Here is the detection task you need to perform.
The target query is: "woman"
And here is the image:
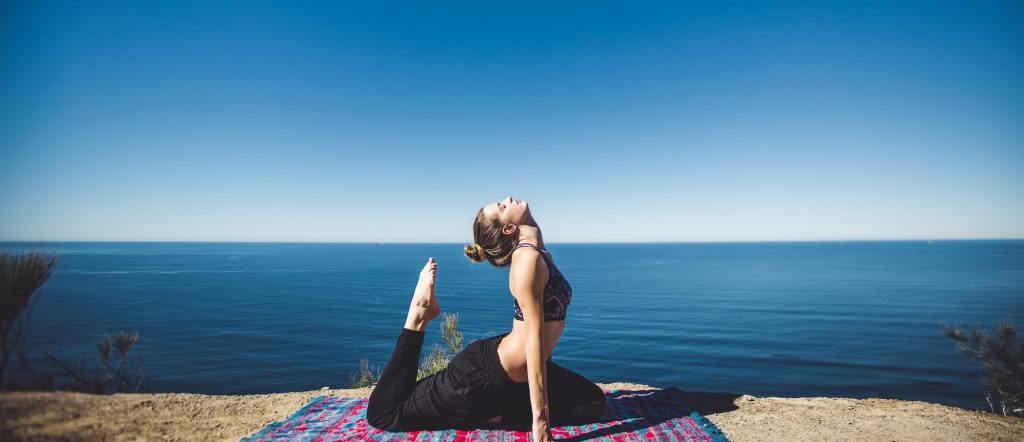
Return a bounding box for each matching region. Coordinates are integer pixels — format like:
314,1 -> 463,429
366,197 -> 606,441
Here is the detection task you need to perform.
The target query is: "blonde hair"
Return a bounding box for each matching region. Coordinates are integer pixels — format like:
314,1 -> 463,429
464,207 -> 517,267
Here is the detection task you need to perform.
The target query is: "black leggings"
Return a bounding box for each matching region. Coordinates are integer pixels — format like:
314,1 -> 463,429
366,328 -> 606,432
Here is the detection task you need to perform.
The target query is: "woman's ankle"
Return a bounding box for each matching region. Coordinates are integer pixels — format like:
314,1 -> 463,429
402,325 -> 427,334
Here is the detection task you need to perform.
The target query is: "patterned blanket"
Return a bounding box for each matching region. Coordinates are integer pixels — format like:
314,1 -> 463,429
242,387 -> 729,441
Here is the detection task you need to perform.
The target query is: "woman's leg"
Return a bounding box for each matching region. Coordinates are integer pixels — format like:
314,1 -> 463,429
495,361 -> 606,430
546,361 -> 607,425
366,258 -> 441,430
366,328 -> 426,429
368,336 -> 499,432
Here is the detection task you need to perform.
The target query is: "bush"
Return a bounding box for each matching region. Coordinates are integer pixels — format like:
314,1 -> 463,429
350,357 -> 381,388
45,330 -> 147,394
943,321 -> 1024,417
350,313 -> 465,388
416,313 -> 464,381
0,250 -> 58,389
1,250 -> 147,394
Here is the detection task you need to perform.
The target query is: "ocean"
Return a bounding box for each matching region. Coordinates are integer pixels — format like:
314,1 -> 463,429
3,241 -> 1021,411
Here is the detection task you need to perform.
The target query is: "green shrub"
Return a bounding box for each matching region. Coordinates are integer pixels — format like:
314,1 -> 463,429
46,330 -> 147,394
417,313 -> 464,381
943,321 -> 1023,417
0,250 -> 58,390
351,313 -> 465,388
350,357 -> 381,388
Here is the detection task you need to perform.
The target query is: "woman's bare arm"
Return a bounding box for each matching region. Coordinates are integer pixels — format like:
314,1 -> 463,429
511,248 -> 551,431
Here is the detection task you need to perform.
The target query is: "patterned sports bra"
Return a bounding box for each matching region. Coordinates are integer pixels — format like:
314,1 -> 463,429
512,243 -> 573,322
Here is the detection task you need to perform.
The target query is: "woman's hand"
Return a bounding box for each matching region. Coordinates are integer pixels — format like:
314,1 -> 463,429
532,419 -> 554,441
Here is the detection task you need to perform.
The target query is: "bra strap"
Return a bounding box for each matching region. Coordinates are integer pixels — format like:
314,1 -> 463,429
515,242 -> 546,252
514,243 -> 551,264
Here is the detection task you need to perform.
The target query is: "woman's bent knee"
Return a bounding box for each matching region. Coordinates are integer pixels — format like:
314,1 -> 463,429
367,414 -> 401,432
553,386 -> 607,425
584,390 -> 607,419
366,401 -> 399,431
573,383 -> 607,422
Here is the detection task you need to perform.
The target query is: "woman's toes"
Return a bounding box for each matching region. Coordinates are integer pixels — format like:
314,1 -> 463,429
409,258 -> 440,320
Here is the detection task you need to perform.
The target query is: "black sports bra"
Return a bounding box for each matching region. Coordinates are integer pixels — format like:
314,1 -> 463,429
511,243 -> 573,322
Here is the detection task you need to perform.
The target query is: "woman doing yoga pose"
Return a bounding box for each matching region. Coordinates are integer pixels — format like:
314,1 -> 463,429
366,197 -> 606,441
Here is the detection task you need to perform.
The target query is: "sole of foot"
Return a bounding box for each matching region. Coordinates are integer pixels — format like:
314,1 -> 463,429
405,257 -> 440,331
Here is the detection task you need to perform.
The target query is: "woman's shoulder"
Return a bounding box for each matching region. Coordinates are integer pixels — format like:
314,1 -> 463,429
510,245 -> 542,264
509,246 -> 549,279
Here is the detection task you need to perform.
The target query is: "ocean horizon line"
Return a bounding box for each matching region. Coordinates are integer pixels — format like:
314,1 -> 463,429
2,238 -> 1022,245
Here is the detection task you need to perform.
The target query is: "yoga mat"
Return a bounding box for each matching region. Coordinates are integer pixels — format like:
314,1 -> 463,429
243,387 -> 729,441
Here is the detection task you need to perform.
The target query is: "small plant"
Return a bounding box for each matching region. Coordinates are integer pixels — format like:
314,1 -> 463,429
353,313 -> 466,387
416,342 -> 450,381
943,321 -> 1023,417
350,357 -> 381,388
417,313 -> 464,380
46,330 -> 147,394
0,250 -> 59,389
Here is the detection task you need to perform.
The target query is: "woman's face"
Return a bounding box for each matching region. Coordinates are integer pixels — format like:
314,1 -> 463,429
485,196 -> 530,226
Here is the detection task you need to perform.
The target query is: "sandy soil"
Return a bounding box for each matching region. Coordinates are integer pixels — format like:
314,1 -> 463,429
2,382 -> 1021,441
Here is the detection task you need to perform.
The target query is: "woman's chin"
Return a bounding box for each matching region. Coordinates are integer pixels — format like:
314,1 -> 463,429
524,211 -> 538,226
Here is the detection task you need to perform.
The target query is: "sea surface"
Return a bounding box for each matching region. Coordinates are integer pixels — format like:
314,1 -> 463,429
3,241 -> 1021,411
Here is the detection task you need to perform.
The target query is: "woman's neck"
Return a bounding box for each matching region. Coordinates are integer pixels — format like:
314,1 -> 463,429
517,225 -> 544,249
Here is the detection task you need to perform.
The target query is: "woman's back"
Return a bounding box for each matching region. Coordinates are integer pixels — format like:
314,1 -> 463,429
496,244 -> 568,383
496,319 -> 565,383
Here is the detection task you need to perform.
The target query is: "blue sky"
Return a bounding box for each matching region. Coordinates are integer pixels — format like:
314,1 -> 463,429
1,1 -> 1022,242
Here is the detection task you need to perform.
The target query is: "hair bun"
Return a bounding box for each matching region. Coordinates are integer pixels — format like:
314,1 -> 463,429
464,243 -> 487,263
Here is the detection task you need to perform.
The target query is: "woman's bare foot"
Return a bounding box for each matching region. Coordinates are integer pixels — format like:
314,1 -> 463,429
404,257 -> 441,332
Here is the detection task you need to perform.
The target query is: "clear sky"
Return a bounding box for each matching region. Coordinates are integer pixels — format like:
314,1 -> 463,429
1,1 -> 1022,242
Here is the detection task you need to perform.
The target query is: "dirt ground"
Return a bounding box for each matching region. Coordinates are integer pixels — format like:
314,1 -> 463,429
2,382 -> 1021,441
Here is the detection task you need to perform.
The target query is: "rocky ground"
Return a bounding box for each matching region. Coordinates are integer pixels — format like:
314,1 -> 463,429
2,382 -> 1021,441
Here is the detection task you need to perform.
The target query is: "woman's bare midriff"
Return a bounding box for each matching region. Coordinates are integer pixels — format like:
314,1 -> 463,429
484,319 -> 565,425
497,319 -> 565,382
